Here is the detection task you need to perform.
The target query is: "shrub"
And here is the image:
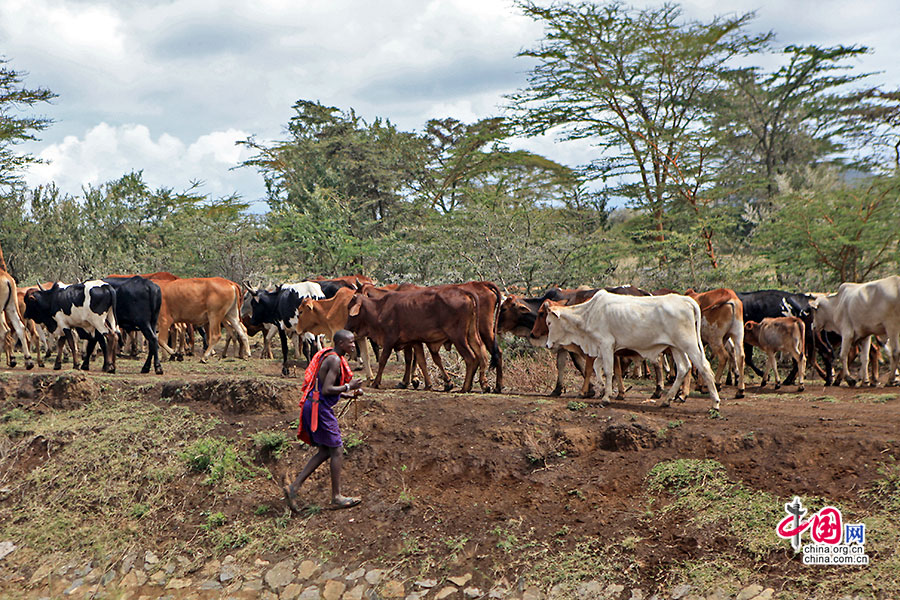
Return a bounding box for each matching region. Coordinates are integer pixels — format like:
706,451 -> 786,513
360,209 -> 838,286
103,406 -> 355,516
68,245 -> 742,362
180,437 -> 260,485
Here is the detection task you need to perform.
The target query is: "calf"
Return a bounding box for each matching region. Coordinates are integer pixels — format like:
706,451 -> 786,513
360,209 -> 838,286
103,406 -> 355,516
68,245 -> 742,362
744,317 -> 806,391
685,288 -> 746,398
24,281 -> 119,372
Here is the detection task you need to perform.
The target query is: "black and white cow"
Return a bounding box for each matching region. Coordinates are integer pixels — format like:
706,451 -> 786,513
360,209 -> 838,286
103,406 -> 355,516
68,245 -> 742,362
245,282 -> 325,376
103,275 -> 163,374
23,280 -> 119,373
737,290 -> 833,385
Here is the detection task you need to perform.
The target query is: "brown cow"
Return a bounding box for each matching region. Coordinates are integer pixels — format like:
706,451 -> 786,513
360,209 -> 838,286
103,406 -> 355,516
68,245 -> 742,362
346,287 -> 488,393
744,317 -> 806,391
156,277 -> 250,362
0,245 -> 34,370
685,288 -> 746,398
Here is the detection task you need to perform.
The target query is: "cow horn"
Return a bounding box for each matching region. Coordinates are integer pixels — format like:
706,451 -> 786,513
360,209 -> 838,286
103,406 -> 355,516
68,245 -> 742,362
36,281 -> 46,291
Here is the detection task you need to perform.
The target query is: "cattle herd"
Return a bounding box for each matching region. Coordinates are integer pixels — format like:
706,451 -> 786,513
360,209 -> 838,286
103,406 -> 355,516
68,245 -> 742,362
2,251 -> 900,412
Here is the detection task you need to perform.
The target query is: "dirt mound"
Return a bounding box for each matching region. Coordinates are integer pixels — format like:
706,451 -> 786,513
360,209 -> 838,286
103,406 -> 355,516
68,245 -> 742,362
599,419 -> 659,451
159,378 -> 298,413
16,374 -> 100,410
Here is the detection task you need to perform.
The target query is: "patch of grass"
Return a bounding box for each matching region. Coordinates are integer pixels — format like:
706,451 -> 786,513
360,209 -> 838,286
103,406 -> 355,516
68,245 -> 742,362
201,511 -> 227,531
1,408 -> 32,438
130,503 -> 150,519
250,430 -> 288,460
854,393 -> 897,403
566,401 -> 587,411
863,456 -> 900,512
645,459 -> 782,557
180,437 -> 262,485
492,526 -> 519,553
343,430 -> 365,453
254,504 -> 270,516
813,395 -> 839,403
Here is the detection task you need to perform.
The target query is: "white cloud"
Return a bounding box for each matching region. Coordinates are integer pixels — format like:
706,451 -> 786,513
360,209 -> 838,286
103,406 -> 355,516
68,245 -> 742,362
25,123 -> 256,202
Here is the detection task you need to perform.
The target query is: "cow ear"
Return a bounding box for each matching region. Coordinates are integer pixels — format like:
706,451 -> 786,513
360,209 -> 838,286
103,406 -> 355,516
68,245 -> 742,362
348,302 -> 361,317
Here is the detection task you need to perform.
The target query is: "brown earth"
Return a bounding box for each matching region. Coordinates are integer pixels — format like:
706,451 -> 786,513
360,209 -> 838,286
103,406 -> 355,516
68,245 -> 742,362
2,349 -> 899,597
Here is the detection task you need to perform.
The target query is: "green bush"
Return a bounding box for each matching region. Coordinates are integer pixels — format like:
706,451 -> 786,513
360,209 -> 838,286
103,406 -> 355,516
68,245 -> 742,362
180,437 -> 260,485
251,430 -> 289,459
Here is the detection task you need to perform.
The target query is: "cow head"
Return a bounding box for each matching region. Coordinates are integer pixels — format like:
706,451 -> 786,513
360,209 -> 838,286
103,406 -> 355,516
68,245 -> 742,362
806,293 -> 836,334
498,295 -> 536,336
744,320 -> 760,346
23,283 -> 59,324
246,288 -> 279,326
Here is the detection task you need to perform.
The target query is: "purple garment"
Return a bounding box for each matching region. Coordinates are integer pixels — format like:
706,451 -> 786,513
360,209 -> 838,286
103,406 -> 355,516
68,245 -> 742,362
300,386 -> 343,447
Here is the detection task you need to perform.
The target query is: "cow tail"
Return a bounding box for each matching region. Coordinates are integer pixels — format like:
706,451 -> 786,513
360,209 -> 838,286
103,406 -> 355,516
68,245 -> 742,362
1,279 -> 11,316
108,287 -> 119,333
693,301 -> 705,360
488,283 -> 502,370
796,320 -> 806,359
0,242 -> 7,273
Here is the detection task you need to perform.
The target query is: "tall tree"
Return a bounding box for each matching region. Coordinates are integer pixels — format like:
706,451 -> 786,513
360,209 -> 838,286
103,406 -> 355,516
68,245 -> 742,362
508,1 -> 770,267
710,44 -> 872,204
0,57 -> 56,189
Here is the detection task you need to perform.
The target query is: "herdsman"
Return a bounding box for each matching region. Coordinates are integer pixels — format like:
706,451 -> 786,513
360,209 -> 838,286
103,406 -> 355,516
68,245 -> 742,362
283,329 -> 363,511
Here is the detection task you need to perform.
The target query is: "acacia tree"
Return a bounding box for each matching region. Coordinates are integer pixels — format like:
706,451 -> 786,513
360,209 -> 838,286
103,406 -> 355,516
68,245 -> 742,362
508,1 -> 770,267
711,44 -> 872,204
0,57 -> 55,189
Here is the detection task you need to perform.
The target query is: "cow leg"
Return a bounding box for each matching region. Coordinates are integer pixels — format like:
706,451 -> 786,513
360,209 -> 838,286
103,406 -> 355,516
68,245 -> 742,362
82,332 -> 100,371
613,356 -> 625,401
744,342 -> 764,377
358,337 -> 375,382
550,349 -> 568,396
598,346 -> 616,404
276,327 -> 290,376
411,343 -> 430,390
140,324 -> 163,375
371,341 -> 395,389
103,331 -> 117,373
662,349 -> 690,407
684,344 -> 722,411
857,336 -> 873,387
427,343 -> 451,391
580,355 -> 595,398
767,352 -> 781,389
885,331 -> 900,386
651,356 -> 664,399
53,334 -> 70,370
3,301 -> 34,370
398,346 -> 414,389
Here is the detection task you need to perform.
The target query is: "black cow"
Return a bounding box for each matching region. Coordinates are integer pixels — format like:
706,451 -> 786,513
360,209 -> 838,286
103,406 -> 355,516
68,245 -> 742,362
103,276 -> 163,374
737,290 -> 834,385
245,282 -> 325,376
23,280 -> 119,373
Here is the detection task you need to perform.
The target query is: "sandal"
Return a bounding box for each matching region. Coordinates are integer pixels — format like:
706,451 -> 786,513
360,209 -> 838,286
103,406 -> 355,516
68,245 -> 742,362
330,495 -> 361,510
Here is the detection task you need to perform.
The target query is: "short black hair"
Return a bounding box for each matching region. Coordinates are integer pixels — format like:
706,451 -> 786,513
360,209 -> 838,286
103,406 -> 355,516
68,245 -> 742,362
334,329 -> 354,344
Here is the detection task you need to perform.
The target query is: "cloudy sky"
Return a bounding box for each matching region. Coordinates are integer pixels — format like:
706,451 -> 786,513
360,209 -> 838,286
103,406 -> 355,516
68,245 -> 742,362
3,0 -> 898,212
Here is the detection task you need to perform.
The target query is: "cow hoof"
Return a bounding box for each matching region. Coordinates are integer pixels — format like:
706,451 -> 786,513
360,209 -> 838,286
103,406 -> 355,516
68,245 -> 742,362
824,378 -> 834,387
141,366 -> 150,374
412,380 -> 420,390
396,382 -> 408,389
25,361 -> 34,370
281,367 -> 290,377
798,384 -> 805,392
443,383 -> 454,392
155,367 -> 164,375
846,378 -> 857,388
107,368 -> 116,374
651,388 -> 662,399
550,386 -> 563,397
423,385 -> 433,391
868,381 -> 877,388
887,380 -> 899,387
774,383 -> 781,390
8,359 -> 16,368
177,354 -> 184,362
660,400 -> 671,408
494,386 -> 502,394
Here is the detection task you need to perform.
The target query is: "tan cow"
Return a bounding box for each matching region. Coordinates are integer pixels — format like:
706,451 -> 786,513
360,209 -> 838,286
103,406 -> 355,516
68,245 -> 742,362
685,288 -> 746,398
0,245 -> 34,370
744,317 -> 806,391
156,277 -> 250,362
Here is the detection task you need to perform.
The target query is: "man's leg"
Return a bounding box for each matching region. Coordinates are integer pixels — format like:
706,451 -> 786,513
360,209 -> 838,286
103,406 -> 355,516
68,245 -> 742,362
328,446 -> 360,508
283,446 -> 330,513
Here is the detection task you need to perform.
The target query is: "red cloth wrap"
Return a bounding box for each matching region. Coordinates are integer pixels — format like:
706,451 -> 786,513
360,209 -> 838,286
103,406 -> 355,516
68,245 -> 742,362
297,348 -> 353,443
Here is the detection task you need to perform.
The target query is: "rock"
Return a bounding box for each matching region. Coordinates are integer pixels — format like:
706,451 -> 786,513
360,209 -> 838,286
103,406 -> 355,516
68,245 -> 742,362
320,567 -> 346,582
120,553 -> 138,576
342,584 -> 366,600
101,570 -> 116,586
29,563 -> 55,587
382,580 -> 406,598
63,578 -> 84,596
299,586 -> 321,600
220,562 -> 240,583
416,579 -> 438,589
576,580 -> 602,599
144,551 -> 159,567
364,569 -> 385,585
605,584 -> 625,598
149,570 -> 168,586
670,584 -> 692,600
298,560 -> 320,580
266,559 -> 296,590
243,579 -> 264,592
435,587 -> 458,600
324,580 -> 347,600
255,558 -> 271,568
405,593 -> 427,600
85,568 -> 102,584
523,588 -> 544,600
448,574 -> 473,587
464,587 -> 483,598
752,590 -> 775,600
347,568 -> 366,581
163,561 -> 177,575
629,590 -> 645,600
282,583 -> 305,600
200,579 -> 222,590
121,569 -> 148,588
0,541 -> 16,562
260,591 -> 279,600
165,577 -> 193,590
736,585 -> 764,600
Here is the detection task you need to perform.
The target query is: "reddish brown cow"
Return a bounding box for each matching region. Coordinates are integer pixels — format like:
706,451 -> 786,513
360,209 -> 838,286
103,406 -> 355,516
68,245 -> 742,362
685,288 -> 746,398
156,277 -> 250,362
744,317 -> 806,391
346,287 -> 488,393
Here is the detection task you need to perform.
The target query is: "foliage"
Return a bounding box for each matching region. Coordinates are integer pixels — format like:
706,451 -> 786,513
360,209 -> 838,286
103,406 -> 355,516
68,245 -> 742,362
754,174 -> 900,287
0,57 -> 56,190
180,436 -> 261,485
250,430 -> 289,460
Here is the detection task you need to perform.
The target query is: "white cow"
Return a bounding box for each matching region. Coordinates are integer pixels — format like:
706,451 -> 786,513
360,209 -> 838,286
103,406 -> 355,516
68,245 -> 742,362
542,290 -> 722,410
809,276 -> 900,387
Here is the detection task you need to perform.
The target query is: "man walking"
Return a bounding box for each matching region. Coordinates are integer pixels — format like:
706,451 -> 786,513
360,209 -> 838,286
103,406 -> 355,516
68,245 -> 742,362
283,329 -> 363,511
